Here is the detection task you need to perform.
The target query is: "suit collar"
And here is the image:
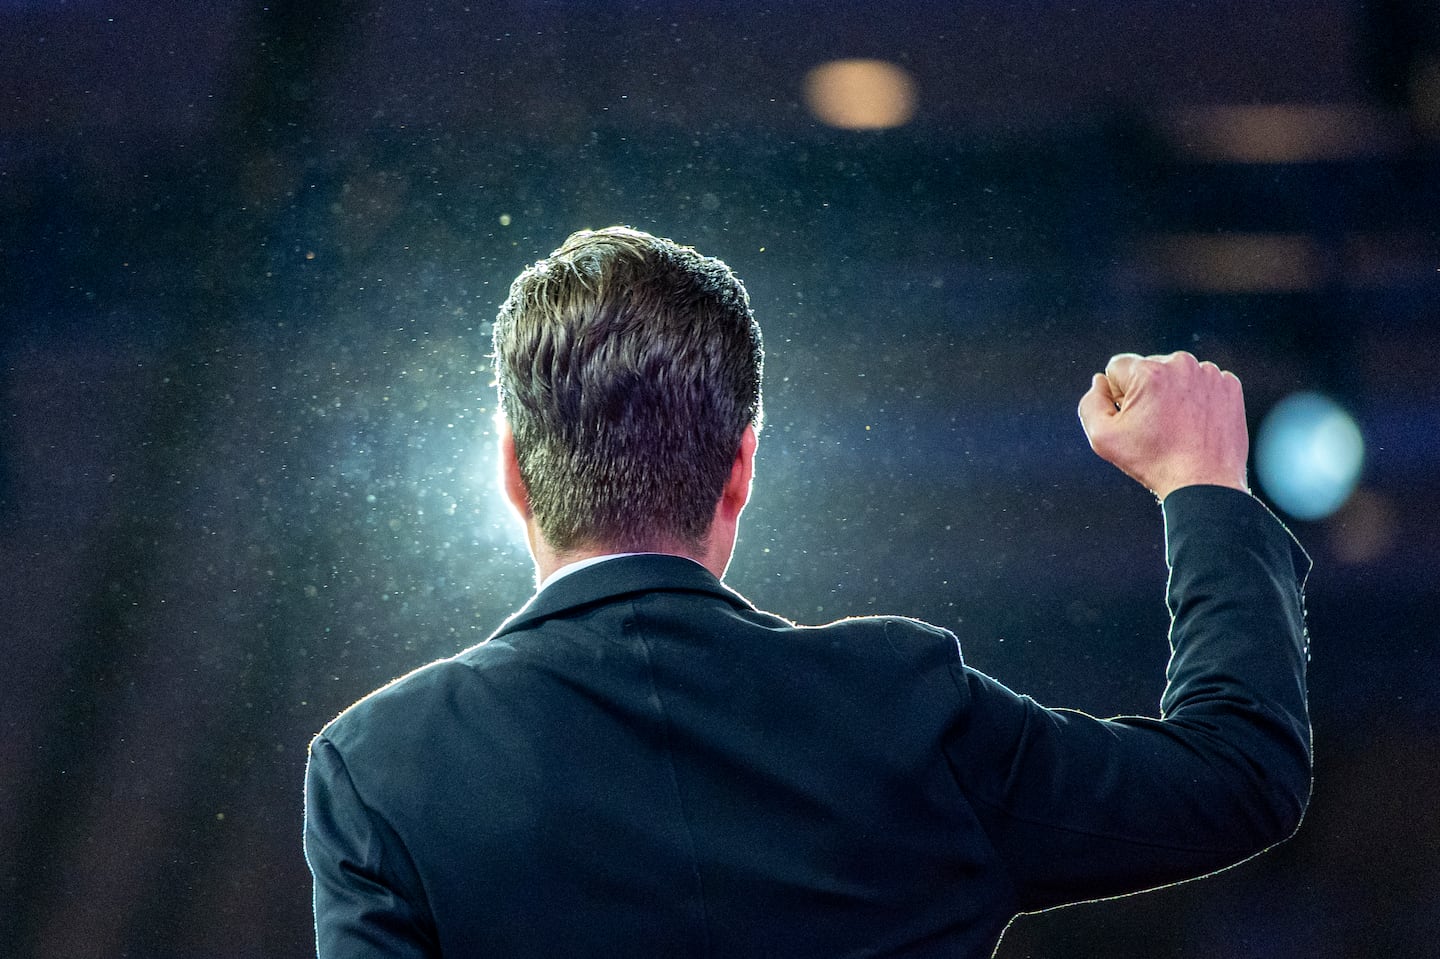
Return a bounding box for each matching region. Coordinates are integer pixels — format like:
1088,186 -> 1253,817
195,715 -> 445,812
489,553 -> 754,639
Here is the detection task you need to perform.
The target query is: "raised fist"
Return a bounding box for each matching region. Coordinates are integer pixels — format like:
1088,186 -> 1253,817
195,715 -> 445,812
1077,351 -> 1250,501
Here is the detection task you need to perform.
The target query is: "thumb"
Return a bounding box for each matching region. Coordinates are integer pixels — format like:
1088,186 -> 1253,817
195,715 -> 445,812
1077,372 -> 1119,444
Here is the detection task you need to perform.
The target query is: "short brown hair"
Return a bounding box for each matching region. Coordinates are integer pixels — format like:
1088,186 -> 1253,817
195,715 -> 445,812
493,226 -> 763,552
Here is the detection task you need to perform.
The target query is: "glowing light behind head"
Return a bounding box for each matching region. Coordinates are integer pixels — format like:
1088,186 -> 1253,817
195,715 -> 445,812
1255,392 -> 1365,521
804,59 -> 917,130
476,406 -> 532,553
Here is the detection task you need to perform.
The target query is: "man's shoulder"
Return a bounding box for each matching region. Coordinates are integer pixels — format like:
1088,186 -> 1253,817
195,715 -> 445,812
803,611 -> 954,638
668,588 -> 958,653
789,612 -> 963,666
316,640 -> 518,751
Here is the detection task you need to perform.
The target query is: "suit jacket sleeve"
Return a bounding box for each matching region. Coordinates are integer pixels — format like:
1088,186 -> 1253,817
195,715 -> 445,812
305,734 -> 438,959
944,485 -> 1312,912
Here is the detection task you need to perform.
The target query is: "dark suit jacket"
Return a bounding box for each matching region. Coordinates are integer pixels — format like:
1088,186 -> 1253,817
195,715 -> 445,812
305,486 -> 1311,958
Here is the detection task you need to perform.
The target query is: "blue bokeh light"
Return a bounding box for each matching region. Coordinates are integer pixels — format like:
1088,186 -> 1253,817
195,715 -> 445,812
1255,392 -> 1365,521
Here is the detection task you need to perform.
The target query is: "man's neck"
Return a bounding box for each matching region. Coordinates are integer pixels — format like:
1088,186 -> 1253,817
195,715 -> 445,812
530,536 -> 725,587
537,552 -> 635,591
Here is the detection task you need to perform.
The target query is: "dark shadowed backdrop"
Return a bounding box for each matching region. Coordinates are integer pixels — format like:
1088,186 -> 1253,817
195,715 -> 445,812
3,1 -> 1438,955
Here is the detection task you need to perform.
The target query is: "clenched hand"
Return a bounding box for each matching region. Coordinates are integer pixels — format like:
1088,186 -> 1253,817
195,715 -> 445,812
1078,351 -> 1250,502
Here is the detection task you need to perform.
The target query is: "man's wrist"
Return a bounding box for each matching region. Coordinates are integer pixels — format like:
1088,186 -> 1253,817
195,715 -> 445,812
1156,477 -> 1249,503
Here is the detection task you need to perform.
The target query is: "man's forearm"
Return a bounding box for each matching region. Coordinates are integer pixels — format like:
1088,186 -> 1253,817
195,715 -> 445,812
1160,484 -> 1312,846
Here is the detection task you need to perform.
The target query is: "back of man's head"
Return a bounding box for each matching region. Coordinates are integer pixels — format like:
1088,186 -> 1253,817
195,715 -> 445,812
493,226 -> 764,554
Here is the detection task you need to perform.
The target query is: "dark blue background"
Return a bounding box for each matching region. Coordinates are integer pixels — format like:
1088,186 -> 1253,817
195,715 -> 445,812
3,1 -> 1437,955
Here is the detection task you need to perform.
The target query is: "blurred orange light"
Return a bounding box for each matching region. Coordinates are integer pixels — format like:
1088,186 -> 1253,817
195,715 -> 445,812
1327,488 -> 1397,565
1412,57 -> 1440,141
1165,104 -> 1404,163
1145,233 -> 1324,292
1343,231 -> 1430,287
804,59 -> 917,130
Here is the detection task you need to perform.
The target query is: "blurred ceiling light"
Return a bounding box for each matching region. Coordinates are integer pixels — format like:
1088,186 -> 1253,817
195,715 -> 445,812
804,59 -> 917,130
1164,103 -> 1405,163
1411,57 -> 1440,140
1256,392 -> 1365,522
1343,231 -> 1431,287
1145,233 -> 1324,292
1327,488 -> 1398,565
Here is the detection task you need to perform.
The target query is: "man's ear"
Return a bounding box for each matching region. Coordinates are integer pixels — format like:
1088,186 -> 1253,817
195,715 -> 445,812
499,421 -> 531,519
719,424 -> 758,522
